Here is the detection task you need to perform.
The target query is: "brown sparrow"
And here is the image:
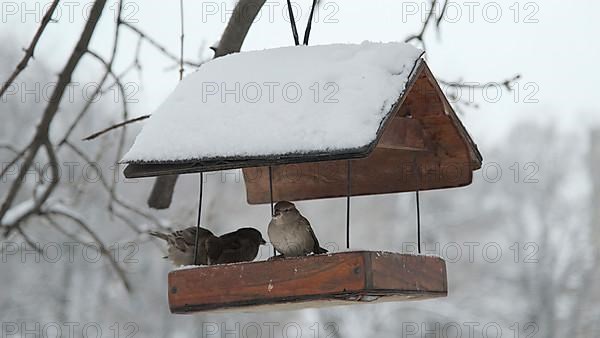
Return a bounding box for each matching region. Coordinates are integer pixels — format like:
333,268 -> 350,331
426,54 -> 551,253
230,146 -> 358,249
268,201 -> 328,257
149,227 -> 215,266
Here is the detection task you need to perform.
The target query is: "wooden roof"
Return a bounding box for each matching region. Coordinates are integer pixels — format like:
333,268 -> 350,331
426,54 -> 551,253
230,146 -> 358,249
241,62 -> 482,203
123,61 -> 482,203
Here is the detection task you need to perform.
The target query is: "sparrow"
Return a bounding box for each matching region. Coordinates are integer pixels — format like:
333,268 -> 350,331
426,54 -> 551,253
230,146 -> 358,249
206,228 -> 267,264
149,226 -> 216,266
268,201 -> 328,257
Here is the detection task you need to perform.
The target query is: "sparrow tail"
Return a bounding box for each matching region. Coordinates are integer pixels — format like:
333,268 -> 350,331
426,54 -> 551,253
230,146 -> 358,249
314,246 -> 328,254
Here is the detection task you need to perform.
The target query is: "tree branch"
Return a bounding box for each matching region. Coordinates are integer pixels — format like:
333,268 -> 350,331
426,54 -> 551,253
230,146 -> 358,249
46,210 -> 132,292
121,22 -> 202,67
0,0 -> 61,98
62,140 -> 161,230
213,0 -> 267,57
0,144 -> 28,181
82,115 -> 150,141
2,140 -> 59,237
0,0 -> 108,233
405,0 -> 447,49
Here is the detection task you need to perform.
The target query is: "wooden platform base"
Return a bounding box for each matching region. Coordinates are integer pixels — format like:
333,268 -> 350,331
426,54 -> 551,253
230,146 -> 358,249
168,251 -> 447,314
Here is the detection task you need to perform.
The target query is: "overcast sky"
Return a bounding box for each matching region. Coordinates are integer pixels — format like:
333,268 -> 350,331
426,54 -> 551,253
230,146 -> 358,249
2,0 -> 599,147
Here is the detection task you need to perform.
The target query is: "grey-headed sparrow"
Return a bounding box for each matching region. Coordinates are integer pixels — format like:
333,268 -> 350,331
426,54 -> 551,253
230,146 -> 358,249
268,201 -> 328,257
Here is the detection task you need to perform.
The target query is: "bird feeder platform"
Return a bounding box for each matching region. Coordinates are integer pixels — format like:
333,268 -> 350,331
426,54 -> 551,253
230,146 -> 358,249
168,251 -> 446,313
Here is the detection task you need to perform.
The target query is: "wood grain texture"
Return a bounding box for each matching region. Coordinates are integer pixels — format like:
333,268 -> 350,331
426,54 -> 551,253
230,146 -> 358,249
168,251 -> 447,314
242,63 -> 479,203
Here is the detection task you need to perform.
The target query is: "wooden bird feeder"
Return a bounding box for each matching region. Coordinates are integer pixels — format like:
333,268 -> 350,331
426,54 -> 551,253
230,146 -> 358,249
122,42 -> 482,314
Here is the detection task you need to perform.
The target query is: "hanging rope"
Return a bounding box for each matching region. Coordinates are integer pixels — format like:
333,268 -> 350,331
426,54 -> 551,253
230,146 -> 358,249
413,156 -> 422,254
269,166 -> 274,216
269,166 -> 276,256
285,0 -> 319,46
415,190 -> 421,254
178,0 -> 185,81
346,160 -> 352,249
285,0 -> 300,45
177,0 -> 205,265
303,0 -> 318,45
193,173 -> 204,265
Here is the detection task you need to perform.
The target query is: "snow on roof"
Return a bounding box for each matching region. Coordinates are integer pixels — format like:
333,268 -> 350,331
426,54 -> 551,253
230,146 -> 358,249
122,42 -> 423,163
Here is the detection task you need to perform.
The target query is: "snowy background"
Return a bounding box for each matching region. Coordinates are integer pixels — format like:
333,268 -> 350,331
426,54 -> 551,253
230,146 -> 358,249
1,1 -> 599,337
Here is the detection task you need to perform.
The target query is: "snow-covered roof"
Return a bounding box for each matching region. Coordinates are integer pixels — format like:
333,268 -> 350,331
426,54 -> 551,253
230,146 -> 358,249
122,42 -> 424,164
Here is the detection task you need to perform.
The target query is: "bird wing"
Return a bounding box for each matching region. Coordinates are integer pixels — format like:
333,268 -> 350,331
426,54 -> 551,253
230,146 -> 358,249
300,216 -> 328,254
175,227 -> 215,253
207,233 -> 248,264
206,237 -> 223,263
217,232 -> 244,251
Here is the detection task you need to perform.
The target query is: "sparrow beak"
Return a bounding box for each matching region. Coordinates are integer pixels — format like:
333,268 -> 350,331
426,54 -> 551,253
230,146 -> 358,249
260,238 -> 267,245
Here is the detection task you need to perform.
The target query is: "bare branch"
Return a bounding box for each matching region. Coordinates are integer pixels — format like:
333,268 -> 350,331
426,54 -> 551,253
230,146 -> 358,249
439,74 -> 522,111
58,69 -> 112,147
0,0 -> 61,98
16,227 -> 43,254
58,0 -> 124,148
405,0 -> 444,48
439,74 -> 522,90
1,0 -> 108,234
0,141 -> 41,231
121,22 -> 202,68
62,140 -> 161,230
436,0 -> 449,29
0,144 -> 28,181
0,144 -> 19,154
83,48 -> 133,213
2,140 -> 60,237
82,115 -> 150,141
103,37 -> 143,90
46,211 -> 132,292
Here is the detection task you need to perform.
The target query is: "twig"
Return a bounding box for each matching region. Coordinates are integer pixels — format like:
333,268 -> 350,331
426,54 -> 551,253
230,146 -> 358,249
436,0 -> 449,29
58,69 -> 112,147
16,227 -> 43,254
58,0 -> 123,148
439,74 -> 522,90
0,144 -> 19,154
121,22 -> 201,68
84,45 -> 133,213
102,37 -> 143,90
438,74 -> 522,112
0,144 -> 28,181
0,0 -> 61,98
62,140 -> 161,229
82,115 -> 150,141
46,210 -> 132,292
405,0 -> 449,49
